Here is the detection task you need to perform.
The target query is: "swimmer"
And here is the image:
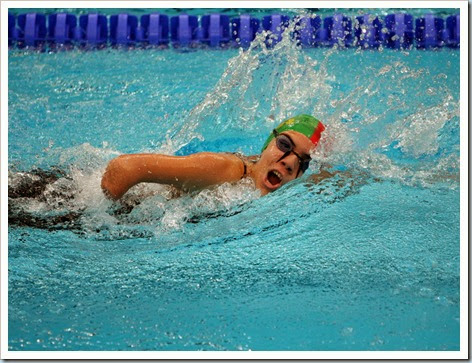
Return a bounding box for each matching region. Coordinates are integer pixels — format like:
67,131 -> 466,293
101,114 -> 326,200
9,114 -> 373,230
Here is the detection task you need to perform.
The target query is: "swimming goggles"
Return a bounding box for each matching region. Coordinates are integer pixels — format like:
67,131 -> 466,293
273,130 -> 311,175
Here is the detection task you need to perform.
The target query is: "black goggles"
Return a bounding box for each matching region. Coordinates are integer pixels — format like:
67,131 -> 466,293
273,130 -> 311,175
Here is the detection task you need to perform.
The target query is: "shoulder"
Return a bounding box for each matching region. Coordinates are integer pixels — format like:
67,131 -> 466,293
190,152 -> 239,162
191,152 -> 244,168
190,152 -> 245,180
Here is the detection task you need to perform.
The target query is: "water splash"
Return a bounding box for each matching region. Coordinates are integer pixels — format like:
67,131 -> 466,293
159,15 -> 339,155
8,16 -> 460,236
160,16 -> 459,187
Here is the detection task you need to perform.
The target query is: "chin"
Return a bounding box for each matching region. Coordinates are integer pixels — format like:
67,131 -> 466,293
258,182 -> 282,196
255,172 -> 285,195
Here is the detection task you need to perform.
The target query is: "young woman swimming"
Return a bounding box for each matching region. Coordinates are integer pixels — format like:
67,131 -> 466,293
101,114 -> 326,199
9,114 -> 334,230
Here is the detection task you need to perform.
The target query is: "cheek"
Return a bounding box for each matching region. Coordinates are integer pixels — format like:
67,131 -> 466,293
259,149 -> 275,165
262,144 -> 283,163
284,173 -> 298,183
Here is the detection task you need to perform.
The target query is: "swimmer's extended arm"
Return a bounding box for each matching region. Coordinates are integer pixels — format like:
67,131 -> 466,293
308,164 -> 379,191
101,153 -> 245,200
307,163 -> 345,184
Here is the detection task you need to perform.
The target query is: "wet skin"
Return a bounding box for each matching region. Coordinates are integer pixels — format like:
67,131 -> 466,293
101,131 -> 315,199
248,131 -> 314,195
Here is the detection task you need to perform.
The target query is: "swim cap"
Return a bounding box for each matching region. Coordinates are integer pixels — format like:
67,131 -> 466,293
261,114 -> 325,152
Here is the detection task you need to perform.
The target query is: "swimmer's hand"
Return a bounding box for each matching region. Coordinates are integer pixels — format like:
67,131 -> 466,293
101,153 -> 245,200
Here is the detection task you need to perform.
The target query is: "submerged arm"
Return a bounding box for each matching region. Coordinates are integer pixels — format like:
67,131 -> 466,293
101,153 -> 244,200
308,163 -> 379,192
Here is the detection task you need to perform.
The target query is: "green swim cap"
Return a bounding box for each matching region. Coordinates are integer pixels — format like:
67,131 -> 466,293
261,114 -> 325,152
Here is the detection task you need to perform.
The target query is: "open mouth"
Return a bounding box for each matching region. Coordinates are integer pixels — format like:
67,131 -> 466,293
267,170 -> 282,188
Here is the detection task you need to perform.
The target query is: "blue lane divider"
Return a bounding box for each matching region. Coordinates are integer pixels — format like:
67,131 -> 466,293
295,16 -> 322,47
231,14 -> 260,48
316,20 -> 330,46
262,14 -> 290,46
445,14 -> 460,48
170,14 -> 199,47
9,13 -> 15,46
384,13 -> 414,49
48,13 -> 77,46
8,12 -> 460,50
355,15 -> 382,48
201,14 -> 230,47
415,14 -> 445,49
326,14 -> 353,47
139,13 -> 169,45
110,14 -> 138,46
17,13 -> 47,47
76,14 -> 108,47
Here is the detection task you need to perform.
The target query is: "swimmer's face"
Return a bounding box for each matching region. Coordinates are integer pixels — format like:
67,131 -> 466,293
255,131 -> 313,195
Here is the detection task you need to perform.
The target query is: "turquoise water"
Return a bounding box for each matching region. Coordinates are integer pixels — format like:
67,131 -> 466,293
8,21 -> 460,351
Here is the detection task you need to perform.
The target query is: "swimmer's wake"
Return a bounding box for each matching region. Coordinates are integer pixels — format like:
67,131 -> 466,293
8,166 -> 375,237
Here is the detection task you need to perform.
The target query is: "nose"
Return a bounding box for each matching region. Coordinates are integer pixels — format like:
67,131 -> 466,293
280,154 -> 298,174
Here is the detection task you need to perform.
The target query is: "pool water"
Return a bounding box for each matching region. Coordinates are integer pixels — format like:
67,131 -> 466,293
7,14 -> 460,351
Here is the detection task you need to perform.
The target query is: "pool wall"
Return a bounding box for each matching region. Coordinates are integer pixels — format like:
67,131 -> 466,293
8,12 -> 460,50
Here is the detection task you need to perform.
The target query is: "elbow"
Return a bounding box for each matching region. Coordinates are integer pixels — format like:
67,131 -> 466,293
101,174 -> 120,200
101,156 -> 129,200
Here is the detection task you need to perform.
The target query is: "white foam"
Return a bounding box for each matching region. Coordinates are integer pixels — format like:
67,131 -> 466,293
8,17 -> 460,233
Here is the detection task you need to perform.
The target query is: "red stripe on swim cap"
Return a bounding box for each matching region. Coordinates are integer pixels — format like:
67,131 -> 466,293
310,121 -> 325,146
